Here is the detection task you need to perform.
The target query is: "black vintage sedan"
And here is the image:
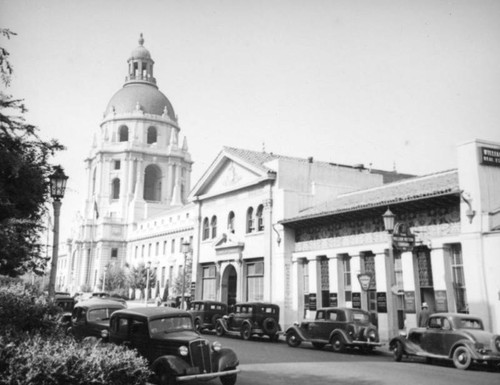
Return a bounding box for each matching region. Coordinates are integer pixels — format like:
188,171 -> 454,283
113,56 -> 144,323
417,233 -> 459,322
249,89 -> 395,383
109,307 -> 240,385
189,300 -> 228,333
285,307 -> 382,352
389,313 -> 500,370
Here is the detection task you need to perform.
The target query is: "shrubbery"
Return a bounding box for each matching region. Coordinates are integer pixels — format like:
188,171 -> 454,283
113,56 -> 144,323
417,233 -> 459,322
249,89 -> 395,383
0,335 -> 151,385
0,281 -> 152,385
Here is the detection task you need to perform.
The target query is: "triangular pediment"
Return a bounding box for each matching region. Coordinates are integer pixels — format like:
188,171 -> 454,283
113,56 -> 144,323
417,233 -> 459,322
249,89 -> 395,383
190,149 -> 275,199
214,233 -> 244,252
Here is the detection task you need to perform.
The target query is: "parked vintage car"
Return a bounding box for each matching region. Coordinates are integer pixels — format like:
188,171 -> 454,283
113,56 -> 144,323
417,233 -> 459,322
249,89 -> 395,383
109,307 -> 240,385
390,312 -> 500,370
55,293 -> 76,326
215,302 -> 281,341
189,300 -> 228,333
69,298 -> 126,340
286,307 -> 382,352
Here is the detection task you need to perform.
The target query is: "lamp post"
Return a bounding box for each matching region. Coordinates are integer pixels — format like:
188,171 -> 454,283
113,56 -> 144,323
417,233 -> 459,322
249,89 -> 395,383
47,166 -> 68,298
102,265 -> 108,292
181,241 -> 191,310
145,260 -> 152,305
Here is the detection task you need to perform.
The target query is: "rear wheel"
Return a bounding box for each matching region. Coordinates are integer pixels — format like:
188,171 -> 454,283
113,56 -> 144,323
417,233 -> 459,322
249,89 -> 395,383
312,342 -> 326,350
331,335 -> 345,353
215,322 -> 225,336
392,341 -> 404,362
453,346 -> 472,370
241,324 -> 251,340
286,331 -> 301,347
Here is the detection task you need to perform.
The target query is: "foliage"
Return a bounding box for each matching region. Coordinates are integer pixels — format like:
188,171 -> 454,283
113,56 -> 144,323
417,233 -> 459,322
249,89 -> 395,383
99,263 -> 127,293
0,28 -> 64,277
0,334 -> 151,385
172,254 -> 192,297
0,281 -> 61,336
125,262 -> 156,300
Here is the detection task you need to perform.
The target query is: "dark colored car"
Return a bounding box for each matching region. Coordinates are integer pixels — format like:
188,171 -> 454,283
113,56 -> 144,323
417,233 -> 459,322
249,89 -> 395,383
390,312 -> 500,370
215,302 -> 281,341
285,307 -> 382,352
189,300 -> 228,333
109,307 -> 240,385
69,298 -> 126,340
55,293 -> 76,326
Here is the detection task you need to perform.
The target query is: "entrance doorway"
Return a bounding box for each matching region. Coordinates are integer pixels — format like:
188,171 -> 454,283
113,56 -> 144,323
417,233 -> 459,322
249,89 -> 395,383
221,264 -> 237,308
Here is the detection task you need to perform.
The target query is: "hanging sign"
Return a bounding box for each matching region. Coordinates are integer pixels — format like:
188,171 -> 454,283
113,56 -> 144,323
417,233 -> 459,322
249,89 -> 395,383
357,273 -> 373,292
392,223 -> 415,251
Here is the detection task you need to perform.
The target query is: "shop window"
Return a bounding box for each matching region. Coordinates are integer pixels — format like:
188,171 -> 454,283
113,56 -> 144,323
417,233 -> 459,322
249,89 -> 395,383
202,265 -> 216,300
246,261 -> 264,301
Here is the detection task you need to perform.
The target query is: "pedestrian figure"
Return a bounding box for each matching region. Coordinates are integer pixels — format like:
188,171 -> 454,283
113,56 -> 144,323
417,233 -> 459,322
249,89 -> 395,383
418,302 -> 431,327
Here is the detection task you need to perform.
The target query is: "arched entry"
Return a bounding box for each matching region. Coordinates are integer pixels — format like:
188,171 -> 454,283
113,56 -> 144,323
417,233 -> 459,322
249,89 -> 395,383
221,264 -> 237,308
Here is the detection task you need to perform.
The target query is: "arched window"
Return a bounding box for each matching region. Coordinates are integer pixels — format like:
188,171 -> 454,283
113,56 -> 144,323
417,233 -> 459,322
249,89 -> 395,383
246,207 -> 254,233
211,216 -> 217,239
202,218 -> 210,240
256,204 -> 264,231
119,125 -> 129,142
143,164 -> 162,201
112,178 -> 120,199
227,211 -> 235,233
92,168 -> 97,194
147,126 -> 157,144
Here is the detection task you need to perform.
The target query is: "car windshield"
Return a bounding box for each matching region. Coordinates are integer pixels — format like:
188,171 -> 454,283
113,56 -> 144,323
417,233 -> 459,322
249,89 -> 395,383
351,310 -> 370,323
457,318 -> 483,330
149,316 -> 193,335
88,307 -> 120,322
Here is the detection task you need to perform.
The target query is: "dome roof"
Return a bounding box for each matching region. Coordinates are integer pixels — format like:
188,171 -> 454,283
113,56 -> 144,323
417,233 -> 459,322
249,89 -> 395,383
129,33 -> 151,60
106,83 -> 176,119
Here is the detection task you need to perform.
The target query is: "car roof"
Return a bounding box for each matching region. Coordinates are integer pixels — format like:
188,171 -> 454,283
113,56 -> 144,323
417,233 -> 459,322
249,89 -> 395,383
431,312 -> 482,320
316,307 -> 360,312
235,302 -> 278,307
75,298 -> 127,309
192,300 -> 226,305
111,306 -> 190,320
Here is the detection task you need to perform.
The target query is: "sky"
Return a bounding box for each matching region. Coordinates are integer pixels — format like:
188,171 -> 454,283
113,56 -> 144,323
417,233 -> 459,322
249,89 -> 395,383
1,0 -> 500,241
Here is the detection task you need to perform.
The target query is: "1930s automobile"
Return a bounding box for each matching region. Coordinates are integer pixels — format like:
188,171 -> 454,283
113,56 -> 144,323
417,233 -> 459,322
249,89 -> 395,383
285,307 -> 382,352
69,298 -> 126,340
109,307 -> 240,385
189,300 -> 228,333
389,313 -> 500,370
215,302 -> 281,341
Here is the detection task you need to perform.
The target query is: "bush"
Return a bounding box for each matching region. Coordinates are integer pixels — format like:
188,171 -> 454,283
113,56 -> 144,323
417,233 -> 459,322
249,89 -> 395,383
0,282 -> 61,336
0,334 -> 151,385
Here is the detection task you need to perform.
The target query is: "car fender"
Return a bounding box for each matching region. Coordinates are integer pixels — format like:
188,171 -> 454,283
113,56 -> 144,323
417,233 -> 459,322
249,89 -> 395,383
285,325 -> 308,342
329,329 -> 351,344
151,355 -> 191,376
216,317 -> 231,333
389,336 -> 423,355
449,339 -> 480,359
215,348 -> 239,371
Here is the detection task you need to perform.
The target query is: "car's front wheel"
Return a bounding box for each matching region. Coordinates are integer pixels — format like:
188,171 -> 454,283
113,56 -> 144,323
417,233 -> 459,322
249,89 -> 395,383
453,346 -> 472,370
392,341 -> 404,362
220,369 -> 237,385
240,324 -> 251,340
330,335 -> 345,353
157,368 -> 177,385
286,331 -> 301,347
215,323 -> 225,336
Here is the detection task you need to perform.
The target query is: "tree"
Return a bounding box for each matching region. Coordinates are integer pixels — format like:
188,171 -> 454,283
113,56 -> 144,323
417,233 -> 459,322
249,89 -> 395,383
0,29 -> 64,277
99,263 -> 127,294
125,262 -> 156,300
172,255 -> 192,298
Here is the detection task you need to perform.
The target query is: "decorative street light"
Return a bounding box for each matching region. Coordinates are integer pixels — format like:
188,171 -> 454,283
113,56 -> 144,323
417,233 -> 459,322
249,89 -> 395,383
382,208 -> 395,234
102,265 -> 108,292
47,166 -> 69,298
181,240 -> 191,310
145,260 -> 152,305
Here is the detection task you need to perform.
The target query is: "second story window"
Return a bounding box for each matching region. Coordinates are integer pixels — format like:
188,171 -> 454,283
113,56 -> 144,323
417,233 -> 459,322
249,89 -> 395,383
211,216 -> 217,238
256,205 -> 264,231
246,207 -> 254,233
227,211 -> 235,233
112,178 -> 120,199
202,218 -> 210,240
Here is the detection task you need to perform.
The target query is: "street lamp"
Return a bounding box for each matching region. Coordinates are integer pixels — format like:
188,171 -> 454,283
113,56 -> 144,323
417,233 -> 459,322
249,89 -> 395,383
102,265 -> 108,292
145,260 -> 151,305
181,240 -> 191,310
47,166 -> 68,298
382,208 -> 395,234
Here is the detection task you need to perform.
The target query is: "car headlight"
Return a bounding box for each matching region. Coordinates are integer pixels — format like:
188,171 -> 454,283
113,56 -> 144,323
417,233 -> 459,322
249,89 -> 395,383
100,329 -> 109,339
212,341 -> 222,352
178,345 -> 189,356
367,330 -> 377,340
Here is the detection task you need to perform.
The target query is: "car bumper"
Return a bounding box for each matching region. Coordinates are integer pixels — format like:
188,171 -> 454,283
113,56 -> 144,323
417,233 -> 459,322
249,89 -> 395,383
177,368 -> 240,382
350,340 -> 383,347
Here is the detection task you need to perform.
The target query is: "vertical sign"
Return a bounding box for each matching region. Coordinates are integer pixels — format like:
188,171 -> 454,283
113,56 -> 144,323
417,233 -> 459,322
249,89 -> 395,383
435,290 -> 448,312
376,292 -> 387,313
352,292 -> 361,309
329,293 -> 338,307
404,291 -> 416,313
309,293 -> 317,311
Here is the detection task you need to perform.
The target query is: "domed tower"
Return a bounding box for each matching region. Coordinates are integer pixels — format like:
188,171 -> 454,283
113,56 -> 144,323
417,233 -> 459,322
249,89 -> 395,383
74,34 -> 192,290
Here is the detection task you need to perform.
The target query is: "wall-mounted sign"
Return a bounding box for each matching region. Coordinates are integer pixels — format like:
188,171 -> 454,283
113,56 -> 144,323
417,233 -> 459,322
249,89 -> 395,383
357,273 -> 373,292
392,223 -> 415,252
329,292 -> 338,307
376,292 -> 387,313
404,291 -> 416,313
352,292 -> 361,309
309,293 -> 317,311
481,146 -> 500,167
435,290 -> 448,312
